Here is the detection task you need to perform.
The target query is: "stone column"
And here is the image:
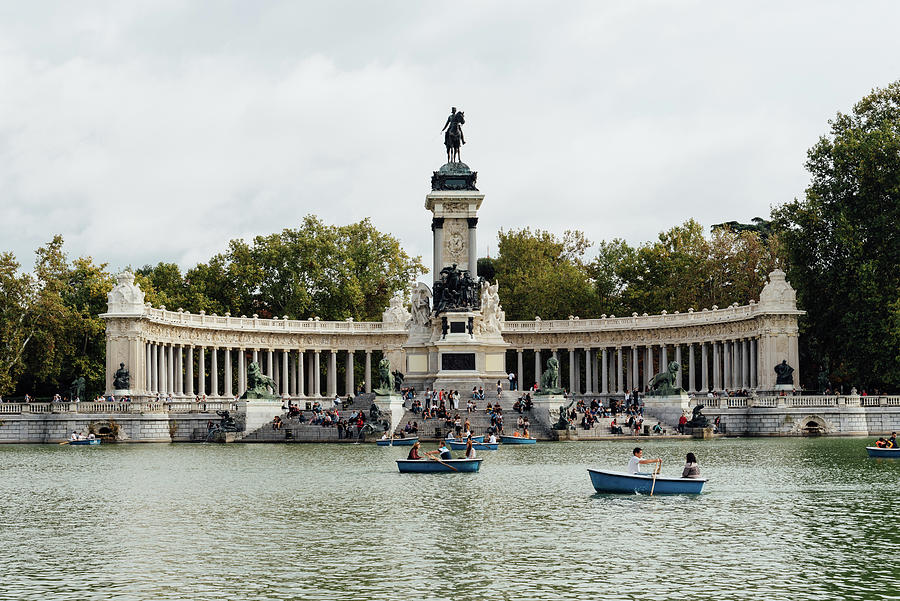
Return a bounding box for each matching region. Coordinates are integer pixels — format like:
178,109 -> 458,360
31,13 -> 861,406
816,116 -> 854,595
601,348 -> 608,394
688,343 -> 696,392
712,342 -> 720,391
742,339 -> 750,389
267,349 -> 274,380
615,347 -> 623,394
517,349 -> 524,393
158,344 -> 166,395
660,344 -> 668,370
432,218 -> 443,281
146,343 -> 153,391
186,346 -> 194,397
631,347 -> 639,391
625,349 -> 632,394
750,339 -> 758,389
346,350 -> 355,396
584,348 -> 592,395
592,350 -> 599,393
675,344 -> 682,390
210,347 -> 219,397
198,346 -> 206,397
571,349 -> 578,394
252,349 -> 259,366
237,349 -> 245,397
283,350 -> 290,396
731,341 -> 739,390
363,351 -> 370,394
722,340 -> 732,389
645,346 -> 653,387
534,349 -> 542,390
700,342 -> 708,392
176,345 -> 184,396
298,350 -> 306,397
224,348 -> 232,398
328,350 -> 337,397
313,351 -> 321,397
167,344 -> 174,395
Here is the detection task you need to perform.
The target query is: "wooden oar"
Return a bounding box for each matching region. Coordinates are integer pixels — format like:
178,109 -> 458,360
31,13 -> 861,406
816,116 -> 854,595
650,460 -> 661,496
58,440 -> 70,445
427,454 -> 458,472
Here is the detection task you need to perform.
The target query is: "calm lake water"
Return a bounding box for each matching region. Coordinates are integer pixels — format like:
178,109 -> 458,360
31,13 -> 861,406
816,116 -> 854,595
1,438 -> 898,601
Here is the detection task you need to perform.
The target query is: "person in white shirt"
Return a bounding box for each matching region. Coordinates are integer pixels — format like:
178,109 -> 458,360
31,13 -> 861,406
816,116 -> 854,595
627,447 -> 661,475
488,433 -> 498,444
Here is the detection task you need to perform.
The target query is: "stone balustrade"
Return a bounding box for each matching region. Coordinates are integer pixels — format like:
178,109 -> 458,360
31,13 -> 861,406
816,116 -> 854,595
0,401 -> 237,415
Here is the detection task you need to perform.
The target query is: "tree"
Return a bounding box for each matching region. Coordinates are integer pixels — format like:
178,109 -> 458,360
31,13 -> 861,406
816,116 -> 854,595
772,82 -> 900,391
493,228 -> 599,320
0,252 -> 33,395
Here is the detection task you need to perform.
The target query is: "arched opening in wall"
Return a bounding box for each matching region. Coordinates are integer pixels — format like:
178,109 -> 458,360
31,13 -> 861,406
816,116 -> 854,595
803,420 -> 824,436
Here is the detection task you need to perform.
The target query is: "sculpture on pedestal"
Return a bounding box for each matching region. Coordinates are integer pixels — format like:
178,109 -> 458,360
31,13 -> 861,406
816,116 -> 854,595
538,357 -> 565,395
407,283 -> 432,329
648,361 -> 683,396
684,404 -> 709,428
442,107 -> 465,163
774,360 -> 794,385
374,358 -> 394,396
69,376 -> 85,401
241,362 -> 276,399
433,264 -> 482,314
475,281 -> 504,336
553,400 -> 575,430
215,410 -> 240,432
113,363 -> 130,390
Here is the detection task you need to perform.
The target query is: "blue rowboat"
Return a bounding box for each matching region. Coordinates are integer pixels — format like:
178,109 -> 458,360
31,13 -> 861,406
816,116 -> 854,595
499,435 -> 536,445
396,458 -> 483,473
69,439 -> 101,446
447,435 -> 484,443
447,440 -> 499,451
376,437 -> 419,447
866,446 -> 900,458
588,468 -> 706,495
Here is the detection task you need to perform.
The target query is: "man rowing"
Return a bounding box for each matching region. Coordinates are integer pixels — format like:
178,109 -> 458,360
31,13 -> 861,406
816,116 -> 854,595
628,447 -> 661,475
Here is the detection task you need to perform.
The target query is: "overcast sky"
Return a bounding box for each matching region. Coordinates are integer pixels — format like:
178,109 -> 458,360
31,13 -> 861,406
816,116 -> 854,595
1,1 -> 899,278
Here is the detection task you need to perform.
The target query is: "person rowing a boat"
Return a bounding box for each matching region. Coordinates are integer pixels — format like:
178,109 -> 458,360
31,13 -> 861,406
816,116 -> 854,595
889,432 -> 898,448
427,440 -> 453,461
627,447 -> 661,475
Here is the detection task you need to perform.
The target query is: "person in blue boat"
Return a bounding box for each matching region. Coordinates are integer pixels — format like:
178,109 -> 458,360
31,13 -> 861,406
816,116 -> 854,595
464,438 -> 476,459
681,452 -> 701,478
407,441 -> 422,460
627,447 -> 661,475
427,440 -> 453,461
889,432 -> 897,448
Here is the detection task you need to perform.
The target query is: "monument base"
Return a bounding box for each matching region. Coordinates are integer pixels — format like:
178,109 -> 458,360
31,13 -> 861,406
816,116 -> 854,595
774,384 -> 795,392
236,399 -> 279,434
374,394 -> 407,434
643,393 -> 691,428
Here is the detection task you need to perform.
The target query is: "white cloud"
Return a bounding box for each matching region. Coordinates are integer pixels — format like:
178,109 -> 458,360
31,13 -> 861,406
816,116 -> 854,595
1,0 -> 899,276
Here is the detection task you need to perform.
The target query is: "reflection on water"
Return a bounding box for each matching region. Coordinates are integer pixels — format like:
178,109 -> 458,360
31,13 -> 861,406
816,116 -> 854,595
1,438 -> 898,600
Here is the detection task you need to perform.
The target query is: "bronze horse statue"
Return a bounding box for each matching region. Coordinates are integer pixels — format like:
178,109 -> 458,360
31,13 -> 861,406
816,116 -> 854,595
444,110 -> 465,163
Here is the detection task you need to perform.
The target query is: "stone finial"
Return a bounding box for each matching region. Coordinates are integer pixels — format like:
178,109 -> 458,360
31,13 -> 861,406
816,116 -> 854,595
758,268 -> 797,310
106,271 -> 146,314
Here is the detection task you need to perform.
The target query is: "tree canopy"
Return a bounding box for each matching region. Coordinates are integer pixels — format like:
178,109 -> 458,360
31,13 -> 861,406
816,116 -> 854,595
772,82 -> 900,391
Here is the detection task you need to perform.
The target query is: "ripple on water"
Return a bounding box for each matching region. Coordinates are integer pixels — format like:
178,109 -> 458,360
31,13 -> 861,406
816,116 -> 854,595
0,438 -> 898,601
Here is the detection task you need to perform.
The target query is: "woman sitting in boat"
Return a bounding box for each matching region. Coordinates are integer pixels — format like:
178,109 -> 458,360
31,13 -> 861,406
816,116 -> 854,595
407,441 -> 423,460
464,438 -> 476,459
681,452 -> 701,478
488,432 -> 498,444
875,438 -> 887,448
522,427 -> 530,438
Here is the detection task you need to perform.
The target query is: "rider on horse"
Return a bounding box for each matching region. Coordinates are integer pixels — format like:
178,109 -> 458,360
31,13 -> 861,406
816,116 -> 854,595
442,107 -> 465,162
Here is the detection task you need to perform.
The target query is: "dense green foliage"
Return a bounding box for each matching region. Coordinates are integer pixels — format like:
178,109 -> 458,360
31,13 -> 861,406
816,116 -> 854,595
772,83 -> 900,391
1,218 -> 424,398
491,221 -> 780,321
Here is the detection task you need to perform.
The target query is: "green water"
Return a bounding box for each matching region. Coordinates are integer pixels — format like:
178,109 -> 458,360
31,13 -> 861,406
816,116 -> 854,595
1,438 -> 897,601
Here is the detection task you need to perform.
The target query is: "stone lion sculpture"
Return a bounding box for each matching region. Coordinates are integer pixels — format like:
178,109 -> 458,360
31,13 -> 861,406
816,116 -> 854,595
648,361 -> 682,396
537,357 -> 565,395
242,362 -> 276,399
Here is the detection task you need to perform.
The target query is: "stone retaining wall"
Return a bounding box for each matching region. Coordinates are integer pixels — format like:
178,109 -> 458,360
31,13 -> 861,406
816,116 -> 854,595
0,413 -> 217,443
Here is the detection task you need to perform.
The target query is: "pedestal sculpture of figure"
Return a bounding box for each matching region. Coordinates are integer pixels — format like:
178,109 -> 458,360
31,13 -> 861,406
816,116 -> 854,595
538,357 -> 565,395
648,361 -> 683,396
774,360 -> 794,385
442,107 -> 466,163
113,363 -> 130,390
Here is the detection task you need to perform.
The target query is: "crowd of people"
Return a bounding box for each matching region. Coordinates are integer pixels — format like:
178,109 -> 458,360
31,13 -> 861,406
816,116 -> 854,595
873,432 -> 897,448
